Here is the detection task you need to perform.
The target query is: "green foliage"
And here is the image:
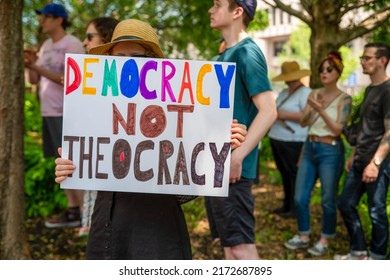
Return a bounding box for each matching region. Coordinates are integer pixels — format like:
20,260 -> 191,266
24,147 -> 67,217
24,93 -> 41,134
338,46 -> 358,84
24,93 -> 67,217
22,0 -> 45,48
22,0 -> 269,60
259,136 -> 282,185
372,23 -> 390,44
259,136 -> 274,163
248,9 -> 269,32
348,89 -> 365,125
182,197 -> 207,228
278,23 -> 311,68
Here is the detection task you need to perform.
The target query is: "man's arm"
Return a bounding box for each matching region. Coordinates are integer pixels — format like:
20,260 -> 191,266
25,63 -> 63,85
24,50 -> 40,84
362,117 -> 390,182
374,118 -> 390,160
24,48 -> 64,85
238,90 -> 277,156
229,90 -> 277,182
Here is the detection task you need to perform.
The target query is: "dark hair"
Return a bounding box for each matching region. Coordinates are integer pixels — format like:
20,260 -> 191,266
318,50 -> 344,74
364,42 -> 390,68
89,17 -> 119,44
227,0 -> 251,28
54,16 -> 71,30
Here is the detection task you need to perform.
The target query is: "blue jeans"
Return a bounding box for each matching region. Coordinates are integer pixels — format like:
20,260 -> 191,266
338,159 -> 390,259
295,140 -> 344,237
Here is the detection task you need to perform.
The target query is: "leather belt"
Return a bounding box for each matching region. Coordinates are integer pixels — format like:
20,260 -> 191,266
308,135 -> 339,146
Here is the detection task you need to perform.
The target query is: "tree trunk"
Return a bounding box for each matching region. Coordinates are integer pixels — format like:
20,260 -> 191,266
0,0 -> 29,259
309,1 -> 343,88
309,30 -> 342,88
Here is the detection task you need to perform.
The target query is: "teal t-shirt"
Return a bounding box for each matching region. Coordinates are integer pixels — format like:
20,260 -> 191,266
217,37 -> 272,179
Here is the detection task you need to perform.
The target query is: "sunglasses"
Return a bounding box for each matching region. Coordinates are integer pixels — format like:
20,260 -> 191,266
318,66 -> 334,74
86,33 -> 99,42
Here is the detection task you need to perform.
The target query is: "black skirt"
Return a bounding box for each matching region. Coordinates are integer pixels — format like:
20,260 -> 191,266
86,191 -> 192,260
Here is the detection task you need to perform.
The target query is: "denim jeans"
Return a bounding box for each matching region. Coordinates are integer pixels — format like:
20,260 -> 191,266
294,139 -> 344,237
338,159 -> 390,259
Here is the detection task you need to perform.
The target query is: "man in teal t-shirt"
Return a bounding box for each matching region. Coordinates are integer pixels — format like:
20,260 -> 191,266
206,0 -> 277,260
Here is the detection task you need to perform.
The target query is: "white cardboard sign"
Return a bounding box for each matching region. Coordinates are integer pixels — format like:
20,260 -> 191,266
61,53 -> 236,197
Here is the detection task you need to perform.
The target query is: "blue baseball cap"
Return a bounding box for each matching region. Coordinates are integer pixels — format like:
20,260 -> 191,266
235,0 -> 257,20
35,3 -> 68,20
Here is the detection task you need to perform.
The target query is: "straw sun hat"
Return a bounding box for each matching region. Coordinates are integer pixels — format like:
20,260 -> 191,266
272,61 -> 311,82
89,19 -> 164,58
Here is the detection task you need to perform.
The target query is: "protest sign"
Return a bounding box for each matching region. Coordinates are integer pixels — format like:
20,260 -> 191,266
61,53 -> 236,197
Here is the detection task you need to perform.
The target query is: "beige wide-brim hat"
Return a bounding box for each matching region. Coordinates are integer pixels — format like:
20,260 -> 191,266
89,19 -> 164,58
272,61 -> 311,82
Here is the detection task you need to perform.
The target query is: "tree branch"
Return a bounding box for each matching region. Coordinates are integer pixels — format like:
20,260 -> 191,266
262,0 -> 276,8
271,0 -> 312,25
300,0 -> 313,14
338,9 -> 390,45
340,0 -> 383,17
357,6 -> 390,27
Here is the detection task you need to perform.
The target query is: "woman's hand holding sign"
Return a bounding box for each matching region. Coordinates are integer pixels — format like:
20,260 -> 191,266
55,148 -> 76,184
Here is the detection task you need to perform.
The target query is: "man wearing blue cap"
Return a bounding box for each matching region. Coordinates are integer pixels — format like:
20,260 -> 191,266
24,3 -> 85,228
206,0 -> 277,259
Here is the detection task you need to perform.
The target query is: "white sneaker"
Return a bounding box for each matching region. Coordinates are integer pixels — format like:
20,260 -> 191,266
308,242 -> 328,256
284,235 -> 310,250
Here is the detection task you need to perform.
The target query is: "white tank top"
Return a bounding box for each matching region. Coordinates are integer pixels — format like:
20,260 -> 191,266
308,89 -> 347,137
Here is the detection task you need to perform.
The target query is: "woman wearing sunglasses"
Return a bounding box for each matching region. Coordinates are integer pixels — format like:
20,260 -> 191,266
284,51 -> 352,257
83,17 -> 119,53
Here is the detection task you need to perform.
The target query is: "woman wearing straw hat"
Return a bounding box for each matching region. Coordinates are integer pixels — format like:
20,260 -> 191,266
268,61 -> 311,217
54,19 -> 247,260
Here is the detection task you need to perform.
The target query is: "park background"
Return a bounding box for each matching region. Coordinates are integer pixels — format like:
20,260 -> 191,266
0,0 -> 390,259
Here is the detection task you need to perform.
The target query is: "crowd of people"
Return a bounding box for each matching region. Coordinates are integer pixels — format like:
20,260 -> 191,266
24,1 -> 389,260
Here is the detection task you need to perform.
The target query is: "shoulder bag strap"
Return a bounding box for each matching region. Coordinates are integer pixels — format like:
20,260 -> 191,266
310,91 -> 343,127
